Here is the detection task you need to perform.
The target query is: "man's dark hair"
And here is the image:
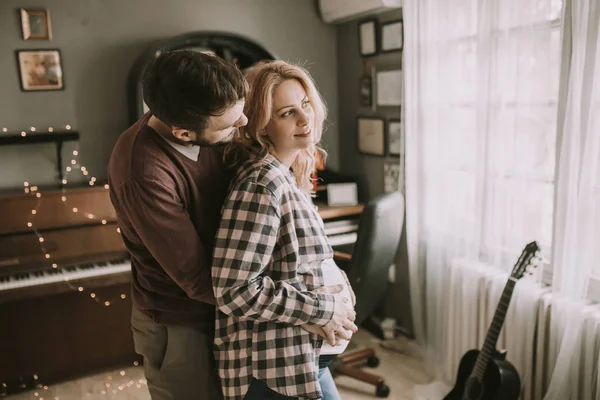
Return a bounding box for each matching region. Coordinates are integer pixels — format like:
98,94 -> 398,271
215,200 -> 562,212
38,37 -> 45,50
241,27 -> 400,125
142,50 -> 247,132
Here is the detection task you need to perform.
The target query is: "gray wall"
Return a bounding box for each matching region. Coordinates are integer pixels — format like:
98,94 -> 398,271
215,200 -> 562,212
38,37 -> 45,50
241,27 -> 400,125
336,10 -> 413,335
0,0 -> 339,189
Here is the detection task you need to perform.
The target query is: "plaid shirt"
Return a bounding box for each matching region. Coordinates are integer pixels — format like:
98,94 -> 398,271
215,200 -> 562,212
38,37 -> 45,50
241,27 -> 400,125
212,154 -> 336,399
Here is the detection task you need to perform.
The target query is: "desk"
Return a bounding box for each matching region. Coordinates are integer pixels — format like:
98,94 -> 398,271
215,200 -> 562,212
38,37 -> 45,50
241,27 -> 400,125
315,203 -> 364,220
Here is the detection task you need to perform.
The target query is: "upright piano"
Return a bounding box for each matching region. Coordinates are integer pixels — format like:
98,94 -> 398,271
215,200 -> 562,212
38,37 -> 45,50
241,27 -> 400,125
0,185 -> 362,395
0,185 -> 137,395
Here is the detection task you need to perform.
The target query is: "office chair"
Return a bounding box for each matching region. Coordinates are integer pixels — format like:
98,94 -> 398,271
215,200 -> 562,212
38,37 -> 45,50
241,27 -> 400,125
331,191 -> 405,398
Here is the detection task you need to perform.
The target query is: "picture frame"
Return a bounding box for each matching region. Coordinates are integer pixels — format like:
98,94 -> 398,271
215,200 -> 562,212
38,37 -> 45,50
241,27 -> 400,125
359,19 -> 378,57
381,20 -> 403,52
359,77 -> 372,107
357,117 -> 385,156
383,161 -> 401,193
20,8 -> 52,40
387,119 -> 402,156
376,69 -> 402,106
16,49 -> 64,91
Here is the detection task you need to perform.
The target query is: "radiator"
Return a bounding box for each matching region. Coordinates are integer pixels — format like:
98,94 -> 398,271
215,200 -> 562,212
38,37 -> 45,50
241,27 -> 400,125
442,259 -> 600,400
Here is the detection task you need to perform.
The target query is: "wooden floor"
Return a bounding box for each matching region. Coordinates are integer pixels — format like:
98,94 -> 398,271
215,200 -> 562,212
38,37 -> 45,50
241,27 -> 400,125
7,330 -> 431,400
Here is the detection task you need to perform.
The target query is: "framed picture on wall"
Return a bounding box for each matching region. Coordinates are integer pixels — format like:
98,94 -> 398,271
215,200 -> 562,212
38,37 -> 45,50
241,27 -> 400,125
381,20 -> 403,52
20,8 -> 52,40
16,49 -> 64,91
384,161 -> 401,193
359,77 -> 372,107
387,119 -> 402,156
359,19 -> 378,57
377,70 -> 402,106
357,117 -> 385,156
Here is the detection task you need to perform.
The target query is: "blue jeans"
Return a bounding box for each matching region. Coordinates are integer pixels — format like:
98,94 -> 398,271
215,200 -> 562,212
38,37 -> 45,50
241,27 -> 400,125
244,367 -> 341,399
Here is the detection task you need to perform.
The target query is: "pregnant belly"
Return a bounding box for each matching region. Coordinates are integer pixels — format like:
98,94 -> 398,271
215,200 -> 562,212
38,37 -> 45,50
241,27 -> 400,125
319,258 -> 354,355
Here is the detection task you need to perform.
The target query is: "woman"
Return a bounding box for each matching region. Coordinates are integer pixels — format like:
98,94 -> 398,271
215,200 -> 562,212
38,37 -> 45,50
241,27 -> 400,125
212,60 -> 357,400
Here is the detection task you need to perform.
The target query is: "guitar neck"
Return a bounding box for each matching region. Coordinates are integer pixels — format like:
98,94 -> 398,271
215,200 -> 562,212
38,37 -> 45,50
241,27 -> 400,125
470,277 -> 517,380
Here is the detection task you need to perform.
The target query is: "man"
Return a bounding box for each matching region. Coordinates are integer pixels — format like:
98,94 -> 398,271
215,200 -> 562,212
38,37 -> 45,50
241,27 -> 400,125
108,50 -> 248,399
108,50 -> 353,400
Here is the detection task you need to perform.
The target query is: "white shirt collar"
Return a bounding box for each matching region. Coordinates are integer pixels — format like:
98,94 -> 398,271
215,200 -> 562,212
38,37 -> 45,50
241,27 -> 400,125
160,134 -> 200,161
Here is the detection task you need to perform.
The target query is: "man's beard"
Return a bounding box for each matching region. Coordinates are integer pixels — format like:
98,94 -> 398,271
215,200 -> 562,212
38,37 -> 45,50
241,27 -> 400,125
192,129 -> 237,146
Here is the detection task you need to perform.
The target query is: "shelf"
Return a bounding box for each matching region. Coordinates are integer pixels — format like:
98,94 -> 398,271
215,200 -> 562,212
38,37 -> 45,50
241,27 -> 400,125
0,131 -> 79,146
0,131 -> 80,187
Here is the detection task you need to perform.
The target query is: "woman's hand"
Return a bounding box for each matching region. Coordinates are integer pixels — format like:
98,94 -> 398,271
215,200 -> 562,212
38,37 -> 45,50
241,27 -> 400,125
301,323 -> 348,347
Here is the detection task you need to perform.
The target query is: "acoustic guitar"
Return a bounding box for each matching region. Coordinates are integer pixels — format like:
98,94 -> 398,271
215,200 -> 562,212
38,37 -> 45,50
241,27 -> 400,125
444,241 -> 540,400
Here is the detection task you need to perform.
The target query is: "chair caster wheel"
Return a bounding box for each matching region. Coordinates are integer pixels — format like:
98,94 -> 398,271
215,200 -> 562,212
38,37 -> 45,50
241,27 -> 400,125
376,382 -> 390,398
367,356 -> 380,368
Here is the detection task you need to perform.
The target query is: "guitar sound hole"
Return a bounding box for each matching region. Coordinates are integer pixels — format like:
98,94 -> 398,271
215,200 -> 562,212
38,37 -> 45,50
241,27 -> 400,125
464,377 -> 484,400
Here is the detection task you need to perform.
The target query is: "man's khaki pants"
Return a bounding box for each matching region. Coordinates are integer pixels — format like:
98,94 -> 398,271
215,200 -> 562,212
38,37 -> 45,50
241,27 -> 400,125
131,307 -> 223,400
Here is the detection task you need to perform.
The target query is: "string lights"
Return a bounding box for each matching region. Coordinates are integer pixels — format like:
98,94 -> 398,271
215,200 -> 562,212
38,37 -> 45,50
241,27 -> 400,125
19,134 -> 126,306
0,125 -> 71,138
0,125 -> 141,397
0,366 -> 147,398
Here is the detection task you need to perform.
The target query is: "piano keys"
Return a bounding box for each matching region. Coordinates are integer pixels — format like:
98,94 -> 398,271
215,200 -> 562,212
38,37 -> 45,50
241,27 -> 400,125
316,203 -> 363,249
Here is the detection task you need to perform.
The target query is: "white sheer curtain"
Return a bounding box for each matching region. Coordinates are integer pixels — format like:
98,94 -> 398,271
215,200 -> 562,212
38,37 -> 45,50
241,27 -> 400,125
404,0 -> 561,384
544,0 -> 600,398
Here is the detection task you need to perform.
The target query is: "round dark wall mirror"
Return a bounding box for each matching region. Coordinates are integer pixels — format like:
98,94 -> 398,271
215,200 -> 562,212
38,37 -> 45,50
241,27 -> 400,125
127,31 -> 277,124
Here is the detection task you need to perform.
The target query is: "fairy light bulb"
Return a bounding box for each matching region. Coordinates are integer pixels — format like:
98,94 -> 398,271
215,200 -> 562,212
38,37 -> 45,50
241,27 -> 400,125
73,150 -> 78,156
27,222 -> 32,227
30,127 -> 36,132
101,219 -> 107,225
61,196 -> 66,201
39,238 -> 44,243
62,179 -> 67,185
66,167 -> 71,172
24,182 -> 29,187
104,301 -> 110,306
78,287 -> 83,291
65,125 -> 71,130
36,193 -> 41,198
72,208 -> 78,213
71,160 -> 76,165
48,127 -> 53,132
21,131 -> 26,137
90,293 -> 96,298
104,184 -> 109,189
45,254 -> 50,259
120,294 -> 126,299
31,210 -> 36,215
52,264 -> 57,268
2,128 -> 7,132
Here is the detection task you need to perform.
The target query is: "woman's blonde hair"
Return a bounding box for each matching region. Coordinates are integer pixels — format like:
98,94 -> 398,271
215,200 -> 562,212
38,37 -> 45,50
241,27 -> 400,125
227,60 -> 327,192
